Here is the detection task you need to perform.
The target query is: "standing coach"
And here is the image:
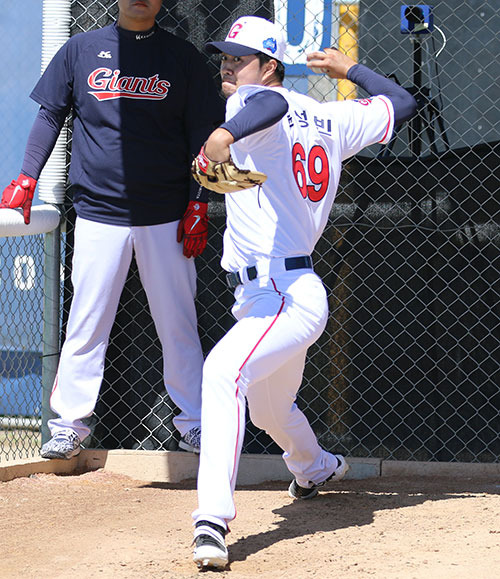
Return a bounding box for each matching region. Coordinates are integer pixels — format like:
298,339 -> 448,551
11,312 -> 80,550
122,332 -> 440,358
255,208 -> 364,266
1,0 -> 224,458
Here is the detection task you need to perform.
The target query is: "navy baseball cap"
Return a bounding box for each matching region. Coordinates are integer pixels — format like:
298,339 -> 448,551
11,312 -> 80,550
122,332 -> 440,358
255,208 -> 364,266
206,16 -> 286,63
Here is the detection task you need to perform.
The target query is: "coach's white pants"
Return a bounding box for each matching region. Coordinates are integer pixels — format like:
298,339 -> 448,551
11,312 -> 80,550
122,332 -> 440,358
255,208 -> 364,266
193,269 -> 339,528
48,217 -> 203,441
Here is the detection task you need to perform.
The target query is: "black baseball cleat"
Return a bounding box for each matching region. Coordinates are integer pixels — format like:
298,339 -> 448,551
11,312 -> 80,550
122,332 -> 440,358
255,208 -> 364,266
288,454 -> 349,500
193,520 -> 228,570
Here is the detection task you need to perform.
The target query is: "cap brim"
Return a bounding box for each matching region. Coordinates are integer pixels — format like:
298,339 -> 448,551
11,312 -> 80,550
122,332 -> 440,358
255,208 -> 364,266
205,41 -> 260,56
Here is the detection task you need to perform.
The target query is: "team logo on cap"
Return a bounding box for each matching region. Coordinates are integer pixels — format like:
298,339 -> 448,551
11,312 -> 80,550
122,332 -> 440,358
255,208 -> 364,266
262,38 -> 277,54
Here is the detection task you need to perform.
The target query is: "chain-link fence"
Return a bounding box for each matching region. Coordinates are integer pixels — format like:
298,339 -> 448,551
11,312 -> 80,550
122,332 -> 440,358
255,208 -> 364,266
0,0 -> 45,461
0,235 -> 45,460
1,0 -> 498,463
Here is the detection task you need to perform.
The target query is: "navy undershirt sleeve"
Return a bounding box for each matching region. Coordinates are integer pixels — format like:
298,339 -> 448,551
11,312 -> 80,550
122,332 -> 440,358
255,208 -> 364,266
347,64 -> 417,125
21,106 -> 66,180
220,90 -> 289,142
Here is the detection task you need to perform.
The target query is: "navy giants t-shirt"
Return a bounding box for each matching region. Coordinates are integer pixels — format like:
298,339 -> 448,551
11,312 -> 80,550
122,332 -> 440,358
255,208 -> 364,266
30,23 -> 223,226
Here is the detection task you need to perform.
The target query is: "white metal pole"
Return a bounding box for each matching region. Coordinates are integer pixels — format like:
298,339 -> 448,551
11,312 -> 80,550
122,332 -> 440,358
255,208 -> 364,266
40,0 -> 71,443
38,0 -> 71,205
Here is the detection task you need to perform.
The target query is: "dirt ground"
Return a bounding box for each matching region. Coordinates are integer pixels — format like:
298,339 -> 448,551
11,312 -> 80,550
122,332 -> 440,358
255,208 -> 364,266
1,469 -> 499,579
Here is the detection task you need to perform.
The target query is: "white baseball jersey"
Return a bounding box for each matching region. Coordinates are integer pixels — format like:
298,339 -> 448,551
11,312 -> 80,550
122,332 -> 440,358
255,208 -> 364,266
221,85 -> 394,272
194,84 -> 395,530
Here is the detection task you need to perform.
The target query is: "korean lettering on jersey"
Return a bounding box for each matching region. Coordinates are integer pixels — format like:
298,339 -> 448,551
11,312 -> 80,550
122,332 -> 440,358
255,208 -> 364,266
288,110 -> 333,136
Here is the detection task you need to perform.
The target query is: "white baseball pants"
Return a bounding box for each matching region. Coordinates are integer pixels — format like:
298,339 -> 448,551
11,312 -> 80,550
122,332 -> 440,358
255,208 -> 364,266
193,266 -> 339,528
48,217 -> 203,441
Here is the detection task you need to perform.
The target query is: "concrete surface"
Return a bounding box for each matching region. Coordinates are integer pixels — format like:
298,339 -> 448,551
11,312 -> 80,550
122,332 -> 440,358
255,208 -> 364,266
1,449 -> 498,484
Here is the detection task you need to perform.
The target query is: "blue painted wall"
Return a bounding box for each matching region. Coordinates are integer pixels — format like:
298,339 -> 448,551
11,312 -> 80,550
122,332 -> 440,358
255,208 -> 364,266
0,0 -> 43,203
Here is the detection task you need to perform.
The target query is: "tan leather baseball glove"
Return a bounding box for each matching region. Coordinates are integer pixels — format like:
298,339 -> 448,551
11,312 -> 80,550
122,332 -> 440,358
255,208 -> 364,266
191,147 -> 267,194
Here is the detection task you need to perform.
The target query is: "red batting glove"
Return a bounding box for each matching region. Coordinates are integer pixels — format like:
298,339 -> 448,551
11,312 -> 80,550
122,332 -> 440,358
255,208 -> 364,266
0,173 -> 37,225
176,200 -> 208,258
194,146 -> 211,174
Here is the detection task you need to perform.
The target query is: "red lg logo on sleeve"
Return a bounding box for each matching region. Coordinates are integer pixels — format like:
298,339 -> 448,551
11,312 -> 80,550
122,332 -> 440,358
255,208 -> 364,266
228,23 -> 243,38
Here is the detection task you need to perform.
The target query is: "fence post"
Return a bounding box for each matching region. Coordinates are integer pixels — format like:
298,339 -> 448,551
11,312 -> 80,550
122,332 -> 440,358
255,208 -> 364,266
41,220 -> 61,444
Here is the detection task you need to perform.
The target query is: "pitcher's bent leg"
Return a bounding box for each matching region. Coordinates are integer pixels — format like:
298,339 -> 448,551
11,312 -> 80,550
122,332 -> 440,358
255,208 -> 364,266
247,352 -> 338,488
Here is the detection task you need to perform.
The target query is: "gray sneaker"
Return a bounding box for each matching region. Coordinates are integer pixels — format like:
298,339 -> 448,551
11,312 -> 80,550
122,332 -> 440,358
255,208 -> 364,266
178,426 -> 201,453
288,454 -> 349,500
40,429 -> 81,460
